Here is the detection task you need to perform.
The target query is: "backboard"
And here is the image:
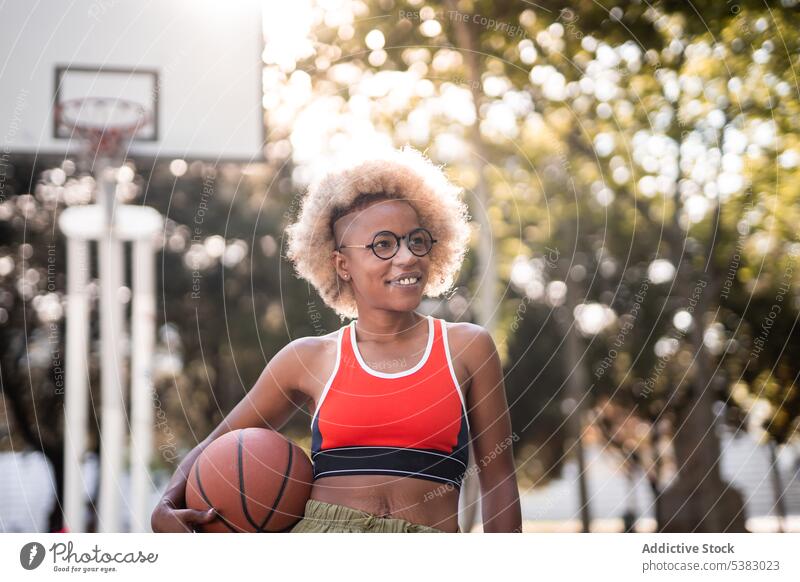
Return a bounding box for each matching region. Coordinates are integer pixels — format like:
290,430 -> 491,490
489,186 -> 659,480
0,0 -> 264,162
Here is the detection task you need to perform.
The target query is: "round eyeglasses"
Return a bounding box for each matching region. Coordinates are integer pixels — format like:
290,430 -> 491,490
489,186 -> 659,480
335,227 -> 437,260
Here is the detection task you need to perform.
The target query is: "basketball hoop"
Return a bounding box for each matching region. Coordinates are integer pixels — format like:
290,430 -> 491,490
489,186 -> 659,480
56,97 -> 148,160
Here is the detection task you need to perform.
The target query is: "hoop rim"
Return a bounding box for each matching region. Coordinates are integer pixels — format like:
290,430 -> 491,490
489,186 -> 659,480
55,96 -> 149,156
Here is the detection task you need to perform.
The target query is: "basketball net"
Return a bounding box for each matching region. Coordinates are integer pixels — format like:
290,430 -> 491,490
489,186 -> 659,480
56,97 -> 148,169
56,97 -> 148,226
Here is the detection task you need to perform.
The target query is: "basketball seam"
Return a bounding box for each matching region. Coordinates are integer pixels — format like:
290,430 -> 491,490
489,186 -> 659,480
238,429 -> 264,532
194,458 -> 238,533
258,438 -> 294,531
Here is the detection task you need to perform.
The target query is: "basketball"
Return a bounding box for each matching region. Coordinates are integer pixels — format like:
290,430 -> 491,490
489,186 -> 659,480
185,428 -> 313,533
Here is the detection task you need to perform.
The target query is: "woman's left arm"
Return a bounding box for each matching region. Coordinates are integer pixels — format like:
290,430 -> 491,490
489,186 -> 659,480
462,325 -> 522,533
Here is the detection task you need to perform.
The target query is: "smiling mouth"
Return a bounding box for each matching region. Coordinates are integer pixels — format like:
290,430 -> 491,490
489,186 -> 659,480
388,276 -> 421,287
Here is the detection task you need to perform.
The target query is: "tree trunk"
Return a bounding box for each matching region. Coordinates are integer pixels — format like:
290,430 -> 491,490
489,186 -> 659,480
768,440 -> 787,533
658,305 -> 747,532
657,77 -> 747,530
44,442 -> 65,532
564,268 -> 592,533
648,417 -> 664,529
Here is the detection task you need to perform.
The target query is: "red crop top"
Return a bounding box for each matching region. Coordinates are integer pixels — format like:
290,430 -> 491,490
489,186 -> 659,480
310,315 -> 471,488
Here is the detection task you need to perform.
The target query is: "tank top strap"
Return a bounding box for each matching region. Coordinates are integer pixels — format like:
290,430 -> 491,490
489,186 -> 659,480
428,316 -> 446,364
338,319 -> 356,363
309,323 -> 348,431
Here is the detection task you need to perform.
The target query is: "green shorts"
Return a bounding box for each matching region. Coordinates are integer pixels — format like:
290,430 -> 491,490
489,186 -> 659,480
289,499 -> 448,533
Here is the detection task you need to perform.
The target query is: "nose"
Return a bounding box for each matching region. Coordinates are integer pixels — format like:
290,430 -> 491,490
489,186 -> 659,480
392,238 -> 418,266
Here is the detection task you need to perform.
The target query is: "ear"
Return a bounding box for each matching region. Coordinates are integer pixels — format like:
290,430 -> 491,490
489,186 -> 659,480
333,250 -> 350,281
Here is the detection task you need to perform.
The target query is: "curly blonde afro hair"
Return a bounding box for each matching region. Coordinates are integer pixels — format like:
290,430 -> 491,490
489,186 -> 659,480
285,145 -> 471,320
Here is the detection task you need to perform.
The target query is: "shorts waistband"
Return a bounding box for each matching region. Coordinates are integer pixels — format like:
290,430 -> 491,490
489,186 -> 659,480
299,499 -> 451,533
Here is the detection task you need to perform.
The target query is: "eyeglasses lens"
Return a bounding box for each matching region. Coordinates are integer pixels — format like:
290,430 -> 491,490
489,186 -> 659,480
408,229 -> 433,256
372,232 -> 399,259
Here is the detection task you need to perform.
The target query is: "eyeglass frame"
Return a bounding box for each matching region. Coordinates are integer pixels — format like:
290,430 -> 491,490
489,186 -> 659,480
334,227 -> 437,260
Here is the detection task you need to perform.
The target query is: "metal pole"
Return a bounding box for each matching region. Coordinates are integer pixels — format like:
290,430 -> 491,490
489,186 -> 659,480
565,263 -> 591,533
130,237 -> 156,531
97,166 -> 127,533
62,236 -> 90,532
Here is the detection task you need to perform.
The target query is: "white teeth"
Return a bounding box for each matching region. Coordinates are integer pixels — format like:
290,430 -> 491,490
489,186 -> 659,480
395,277 -> 419,286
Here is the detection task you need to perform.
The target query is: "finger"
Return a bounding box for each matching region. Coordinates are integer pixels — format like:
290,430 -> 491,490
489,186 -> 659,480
175,508 -> 217,524
196,508 -> 218,523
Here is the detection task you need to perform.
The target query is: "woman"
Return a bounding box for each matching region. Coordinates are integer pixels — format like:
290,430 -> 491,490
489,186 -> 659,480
151,146 -> 521,533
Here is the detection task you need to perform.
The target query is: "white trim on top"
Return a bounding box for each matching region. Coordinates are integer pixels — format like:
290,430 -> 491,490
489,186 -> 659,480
350,314 -> 434,379
440,319 -> 471,432
309,326 -> 344,428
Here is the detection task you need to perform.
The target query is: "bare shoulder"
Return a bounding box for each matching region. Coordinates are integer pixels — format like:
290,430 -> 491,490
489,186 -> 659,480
284,329 -> 340,357
445,321 -> 497,387
444,321 -> 496,355
277,329 -> 341,397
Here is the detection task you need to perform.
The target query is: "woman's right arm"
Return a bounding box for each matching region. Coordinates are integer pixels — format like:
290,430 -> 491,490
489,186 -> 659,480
150,338 -> 314,532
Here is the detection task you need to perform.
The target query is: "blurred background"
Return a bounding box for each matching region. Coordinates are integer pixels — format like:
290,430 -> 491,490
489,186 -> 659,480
1,0 -> 800,533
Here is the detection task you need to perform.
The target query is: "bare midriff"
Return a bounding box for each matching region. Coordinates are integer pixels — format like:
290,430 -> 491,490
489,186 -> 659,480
310,474 -> 461,532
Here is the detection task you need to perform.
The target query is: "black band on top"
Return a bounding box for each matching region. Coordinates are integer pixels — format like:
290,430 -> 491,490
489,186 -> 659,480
312,446 -> 468,488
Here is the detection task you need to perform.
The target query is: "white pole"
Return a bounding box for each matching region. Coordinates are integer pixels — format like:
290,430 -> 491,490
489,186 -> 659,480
61,190 -> 163,532
62,236 -> 90,533
130,236 -> 156,532
97,169 -> 127,533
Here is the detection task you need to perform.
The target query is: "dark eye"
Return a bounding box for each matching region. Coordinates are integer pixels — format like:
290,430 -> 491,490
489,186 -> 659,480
409,230 -> 430,247
374,239 -> 392,249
